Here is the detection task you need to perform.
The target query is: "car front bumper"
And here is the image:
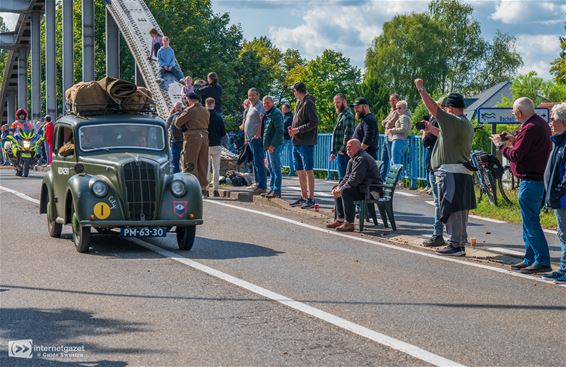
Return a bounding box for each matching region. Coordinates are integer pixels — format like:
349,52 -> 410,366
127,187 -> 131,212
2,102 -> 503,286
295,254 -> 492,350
79,219 -> 203,227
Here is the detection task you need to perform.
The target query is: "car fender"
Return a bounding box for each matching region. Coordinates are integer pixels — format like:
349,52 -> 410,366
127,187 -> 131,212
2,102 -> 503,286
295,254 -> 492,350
40,171 -> 55,215
65,174 -> 127,224
159,172 -> 203,221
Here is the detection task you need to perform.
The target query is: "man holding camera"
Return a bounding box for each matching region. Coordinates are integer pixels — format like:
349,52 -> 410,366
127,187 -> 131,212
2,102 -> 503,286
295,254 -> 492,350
415,79 -> 475,256
490,97 -> 552,274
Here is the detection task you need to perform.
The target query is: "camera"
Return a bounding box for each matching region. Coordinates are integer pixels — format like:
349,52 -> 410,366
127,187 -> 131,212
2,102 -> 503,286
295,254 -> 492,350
499,132 -> 509,141
416,120 -> 427,130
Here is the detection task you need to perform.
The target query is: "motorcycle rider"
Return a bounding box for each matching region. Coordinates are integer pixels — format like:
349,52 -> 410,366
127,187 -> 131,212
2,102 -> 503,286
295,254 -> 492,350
11,108 -> 32,133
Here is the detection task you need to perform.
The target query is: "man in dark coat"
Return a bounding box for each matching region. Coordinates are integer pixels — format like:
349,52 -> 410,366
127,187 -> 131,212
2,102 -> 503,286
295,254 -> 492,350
326,139 -> 382,232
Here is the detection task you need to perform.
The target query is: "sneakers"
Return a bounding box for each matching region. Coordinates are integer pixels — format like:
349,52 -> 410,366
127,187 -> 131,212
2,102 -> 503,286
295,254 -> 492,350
542,270 -> 565,280
301,198 -> 316,209
266,191 -> 281,198
436,243 -> 466,257
336,222 -> 355,232
422,235 -> 445,247
261,190 -> 273,197
555,273 -> 566,283
213,190 -> 220,198
290,198 -> 306,207
519,263 -> 552,274
247,184 -> 258,190
511,261 -> 529,270
251,188 -> 266,195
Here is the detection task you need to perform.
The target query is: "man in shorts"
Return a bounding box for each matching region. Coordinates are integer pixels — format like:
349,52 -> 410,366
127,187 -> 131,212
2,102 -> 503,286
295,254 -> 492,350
289,82 -> 319,209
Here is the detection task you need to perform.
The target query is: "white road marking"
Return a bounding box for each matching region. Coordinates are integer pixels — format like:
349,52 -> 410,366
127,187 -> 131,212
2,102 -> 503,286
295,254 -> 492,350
486,247 -> 525,256
206,200 -> 565,288
0,185 -> 40,204
287,186 -> 333,198
543,228 -> 557,235
395,191 -> 417,197
129,237 -> 465,367
468,215 -> 506,224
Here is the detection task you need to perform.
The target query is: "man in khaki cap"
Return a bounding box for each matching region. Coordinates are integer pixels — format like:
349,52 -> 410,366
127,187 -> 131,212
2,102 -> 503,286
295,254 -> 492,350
175,93 -> 210,194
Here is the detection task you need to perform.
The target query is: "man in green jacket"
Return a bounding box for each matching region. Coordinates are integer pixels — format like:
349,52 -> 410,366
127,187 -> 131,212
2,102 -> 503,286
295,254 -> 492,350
262,96 -> 285,198
330,93 -> 355,181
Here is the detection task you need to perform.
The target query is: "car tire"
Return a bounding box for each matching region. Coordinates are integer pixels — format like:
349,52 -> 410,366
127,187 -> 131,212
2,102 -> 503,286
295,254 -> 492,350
71,205 -> 91,253
176,226 -> 196,251
47,195 -> 62,238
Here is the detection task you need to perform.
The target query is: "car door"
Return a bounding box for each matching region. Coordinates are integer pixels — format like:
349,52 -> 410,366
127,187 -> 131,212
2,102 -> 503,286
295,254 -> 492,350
52,124 -> 77,217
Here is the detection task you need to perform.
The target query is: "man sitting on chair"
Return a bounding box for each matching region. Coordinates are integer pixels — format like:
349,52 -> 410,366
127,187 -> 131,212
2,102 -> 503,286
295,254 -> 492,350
327,138 -> 382,232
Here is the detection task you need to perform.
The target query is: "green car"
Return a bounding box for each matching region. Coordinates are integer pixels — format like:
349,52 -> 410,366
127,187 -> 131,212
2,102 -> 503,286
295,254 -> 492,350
39,114 -> 203,253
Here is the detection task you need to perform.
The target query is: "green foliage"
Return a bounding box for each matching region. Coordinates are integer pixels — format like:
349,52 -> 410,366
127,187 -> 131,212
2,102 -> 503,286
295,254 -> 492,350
550,22 -> 566,85
364,0 -> 523,116
0,16 -> 9,87
292,50 -> 361,132
510,71 -> 566,105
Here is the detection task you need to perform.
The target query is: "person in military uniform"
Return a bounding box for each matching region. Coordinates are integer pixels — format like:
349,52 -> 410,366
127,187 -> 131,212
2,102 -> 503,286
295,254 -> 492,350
174,93 -> 210,194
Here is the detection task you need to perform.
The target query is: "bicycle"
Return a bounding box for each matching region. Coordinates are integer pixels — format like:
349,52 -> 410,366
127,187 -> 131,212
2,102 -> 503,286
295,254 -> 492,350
470,150 -> 512,206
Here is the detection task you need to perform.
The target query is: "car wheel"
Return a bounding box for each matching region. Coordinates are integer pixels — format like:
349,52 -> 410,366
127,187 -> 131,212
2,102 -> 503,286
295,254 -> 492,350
71,205 -> 91,253
47,195 -> 62,238
176,226 -> 196,251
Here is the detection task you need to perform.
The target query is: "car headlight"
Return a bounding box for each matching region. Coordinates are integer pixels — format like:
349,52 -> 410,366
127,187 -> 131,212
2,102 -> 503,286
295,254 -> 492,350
23,140 -> 31,149
92,180 -> 108,198
171,180 -> 186,197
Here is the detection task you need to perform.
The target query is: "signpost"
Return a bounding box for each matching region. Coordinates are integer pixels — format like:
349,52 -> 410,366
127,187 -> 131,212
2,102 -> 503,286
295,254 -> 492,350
476,107 -> 550,155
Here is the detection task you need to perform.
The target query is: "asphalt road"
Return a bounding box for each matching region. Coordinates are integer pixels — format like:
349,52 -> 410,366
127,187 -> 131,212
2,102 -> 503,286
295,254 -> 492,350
1,170 -> 565,367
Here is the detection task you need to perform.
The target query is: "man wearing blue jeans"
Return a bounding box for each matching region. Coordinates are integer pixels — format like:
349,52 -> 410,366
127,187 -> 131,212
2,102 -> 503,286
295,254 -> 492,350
543,103 -> 566,282
492,97 -> 552,274
289,82 -> 319,209
244,88 -> 267,194
380,93 -> 399,178
262,96 -> 284,198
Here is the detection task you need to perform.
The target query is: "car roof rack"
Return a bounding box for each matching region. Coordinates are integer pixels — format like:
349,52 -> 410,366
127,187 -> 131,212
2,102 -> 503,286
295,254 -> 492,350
64,101 -> 158,117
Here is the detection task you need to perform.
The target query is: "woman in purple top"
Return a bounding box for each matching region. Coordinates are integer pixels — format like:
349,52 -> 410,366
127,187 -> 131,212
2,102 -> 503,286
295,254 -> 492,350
148,28 -> 162,60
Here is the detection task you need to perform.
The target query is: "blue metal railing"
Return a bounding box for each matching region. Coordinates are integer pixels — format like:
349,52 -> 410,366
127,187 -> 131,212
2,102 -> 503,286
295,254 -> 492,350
281,134 -> 428,187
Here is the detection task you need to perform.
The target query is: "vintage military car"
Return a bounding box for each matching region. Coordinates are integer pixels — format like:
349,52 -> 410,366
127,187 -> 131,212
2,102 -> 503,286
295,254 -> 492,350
39,114 -> 203,253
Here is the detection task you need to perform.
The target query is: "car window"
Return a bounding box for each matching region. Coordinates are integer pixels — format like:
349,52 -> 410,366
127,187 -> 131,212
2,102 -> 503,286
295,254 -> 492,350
79,123 -> 165,152
55,126 -> 75,157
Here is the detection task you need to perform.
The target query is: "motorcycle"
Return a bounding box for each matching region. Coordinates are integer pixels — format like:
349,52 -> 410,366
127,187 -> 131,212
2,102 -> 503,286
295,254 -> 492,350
4,126 -> 44,177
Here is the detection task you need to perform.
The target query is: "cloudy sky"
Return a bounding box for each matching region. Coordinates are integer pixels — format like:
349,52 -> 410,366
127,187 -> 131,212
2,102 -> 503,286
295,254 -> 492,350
1,0 -> 563,80
213,0 -> 565,80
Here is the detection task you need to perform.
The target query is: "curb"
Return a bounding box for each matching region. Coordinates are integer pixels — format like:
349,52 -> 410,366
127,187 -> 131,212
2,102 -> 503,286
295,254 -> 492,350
0,165 -> 50,172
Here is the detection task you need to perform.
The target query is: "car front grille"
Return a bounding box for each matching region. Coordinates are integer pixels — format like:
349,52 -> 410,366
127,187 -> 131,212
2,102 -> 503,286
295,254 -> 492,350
123,160 -> 157,220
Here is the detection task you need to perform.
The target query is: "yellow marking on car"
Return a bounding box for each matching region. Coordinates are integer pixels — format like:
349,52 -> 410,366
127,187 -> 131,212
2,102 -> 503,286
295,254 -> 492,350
93,202 -> 111,220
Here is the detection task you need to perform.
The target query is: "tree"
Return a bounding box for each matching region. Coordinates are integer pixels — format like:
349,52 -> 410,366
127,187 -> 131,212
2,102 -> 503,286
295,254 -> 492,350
550,22 -> 566,85
474,31 -> 523,93
429,0 -> 487,93
510,71 -> 566,105
0,16 -> 9,87
291,49 -> 361,132
364,12 -> 446,115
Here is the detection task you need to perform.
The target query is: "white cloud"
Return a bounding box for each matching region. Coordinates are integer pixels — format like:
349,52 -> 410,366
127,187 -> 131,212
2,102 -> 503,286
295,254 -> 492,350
490,1 -> 565,24
515,34 -> 561,79
269,0 -> 429,66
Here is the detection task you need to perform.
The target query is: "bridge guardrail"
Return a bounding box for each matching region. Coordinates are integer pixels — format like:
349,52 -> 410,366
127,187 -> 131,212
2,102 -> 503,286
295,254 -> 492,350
281,134 -> 427,186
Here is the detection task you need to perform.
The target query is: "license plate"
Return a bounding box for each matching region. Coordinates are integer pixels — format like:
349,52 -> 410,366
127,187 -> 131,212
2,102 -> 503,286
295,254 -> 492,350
120,227 -> 168,238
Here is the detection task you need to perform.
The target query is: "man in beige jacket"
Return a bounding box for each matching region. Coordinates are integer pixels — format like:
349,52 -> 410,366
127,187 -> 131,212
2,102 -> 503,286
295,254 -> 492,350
380,93 -> 399,177
175,93 -> 210,194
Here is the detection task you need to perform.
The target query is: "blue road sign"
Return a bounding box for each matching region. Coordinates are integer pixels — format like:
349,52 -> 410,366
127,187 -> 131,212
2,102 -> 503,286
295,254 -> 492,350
477,107 -> 550,124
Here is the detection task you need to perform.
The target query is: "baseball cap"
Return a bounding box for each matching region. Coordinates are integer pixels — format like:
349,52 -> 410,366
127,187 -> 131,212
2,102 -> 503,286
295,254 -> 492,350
350,97 -> 369,107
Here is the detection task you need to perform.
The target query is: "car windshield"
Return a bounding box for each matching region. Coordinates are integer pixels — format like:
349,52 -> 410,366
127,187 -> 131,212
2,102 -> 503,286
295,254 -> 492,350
79,123 -> 165,152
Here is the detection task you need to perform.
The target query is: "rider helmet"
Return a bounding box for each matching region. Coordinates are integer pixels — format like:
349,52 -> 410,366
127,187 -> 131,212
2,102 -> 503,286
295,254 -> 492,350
15,108 -> 28,120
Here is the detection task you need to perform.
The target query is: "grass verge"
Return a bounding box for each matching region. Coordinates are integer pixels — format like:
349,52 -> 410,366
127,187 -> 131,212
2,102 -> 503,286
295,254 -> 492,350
471,189 -> 557,230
